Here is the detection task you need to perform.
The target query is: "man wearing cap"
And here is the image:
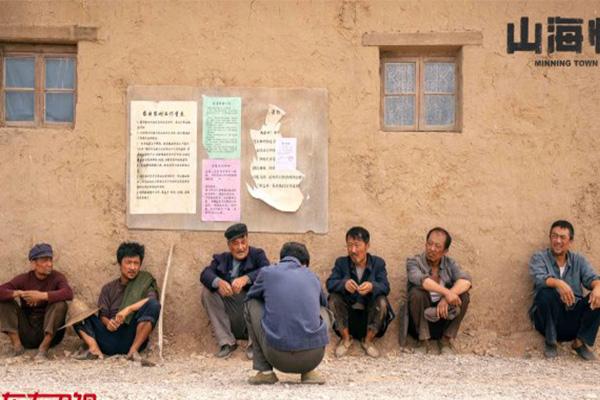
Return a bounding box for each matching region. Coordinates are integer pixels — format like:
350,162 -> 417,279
200,223 -> 270,358
72,242 -> 160,361
326,226 -> 394,358
0,243 -> 73,359
529,220 -> 600,361
404,227 -> 471,355
245,242 -> 330,385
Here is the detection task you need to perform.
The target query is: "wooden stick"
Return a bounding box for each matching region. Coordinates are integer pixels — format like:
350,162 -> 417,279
158,244 -> 174,361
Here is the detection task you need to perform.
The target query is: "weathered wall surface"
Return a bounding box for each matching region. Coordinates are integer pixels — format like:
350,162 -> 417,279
1,0 -> 600,355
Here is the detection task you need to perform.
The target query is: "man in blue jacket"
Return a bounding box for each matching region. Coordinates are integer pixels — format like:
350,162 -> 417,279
326,226 -> 394,358
245,242 -> 330,385
200,223 -> 270,358
529,220 -> 600,360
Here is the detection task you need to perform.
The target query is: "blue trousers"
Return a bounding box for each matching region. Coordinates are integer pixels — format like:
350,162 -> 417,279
532,288 -> 600,347
75,299 -> 161,355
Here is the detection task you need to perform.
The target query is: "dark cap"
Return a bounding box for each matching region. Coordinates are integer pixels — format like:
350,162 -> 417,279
225,223 -> 248,241
28,243 -> 53,261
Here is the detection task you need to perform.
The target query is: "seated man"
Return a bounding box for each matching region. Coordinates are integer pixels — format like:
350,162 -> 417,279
405,227 -> 471,354
326,226 -> 394,358
244,242 -> 330,385
73,242 -> 160,360
200,223 -> 269,358
0,243 -> 73,359
529,220 -> 600,360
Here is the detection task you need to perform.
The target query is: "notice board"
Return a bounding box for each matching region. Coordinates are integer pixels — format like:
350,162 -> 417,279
126,86 -> 328,233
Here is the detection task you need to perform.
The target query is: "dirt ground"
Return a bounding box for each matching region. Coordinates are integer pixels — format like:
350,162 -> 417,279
2,336 -> 600,400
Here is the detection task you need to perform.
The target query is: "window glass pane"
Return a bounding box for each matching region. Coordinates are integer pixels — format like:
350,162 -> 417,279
424,94 -> 455,126
45,93 -> 74,122
385,62 -> 415,94
5,57 -> 35,88
5,91 -> 35,121
424,62 -> 455,93
45,58 -> 75,89
384,95 -> 415,126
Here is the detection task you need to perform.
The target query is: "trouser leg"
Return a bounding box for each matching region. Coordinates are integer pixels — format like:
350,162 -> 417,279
443,292 -> 470,339
533,288 -> 562,345
0,301 -> 20,334
366,295 -> 388,335
408,287 -> 432,341
202,288 -> 236,347
223,293 -> 248,341
564,295 -> 600,347
43,301 -> 68,347
244,299 -> 271,372
328,293 -> 350,334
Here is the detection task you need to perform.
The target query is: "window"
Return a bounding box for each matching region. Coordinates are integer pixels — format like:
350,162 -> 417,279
381,53 -> 461,132
1,44 -> 76,127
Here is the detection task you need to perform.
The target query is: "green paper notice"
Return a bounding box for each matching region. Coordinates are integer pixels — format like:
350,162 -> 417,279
202,96 -> 242,159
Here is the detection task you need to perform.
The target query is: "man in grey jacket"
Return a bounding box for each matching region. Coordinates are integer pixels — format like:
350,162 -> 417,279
528,220 -> 600,360
405,227 -> 471,354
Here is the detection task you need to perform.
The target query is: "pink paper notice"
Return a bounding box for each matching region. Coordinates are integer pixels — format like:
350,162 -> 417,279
201,159 -> 241,221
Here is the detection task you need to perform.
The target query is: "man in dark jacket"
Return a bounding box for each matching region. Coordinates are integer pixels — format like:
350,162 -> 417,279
200,223 -> 270,358
326,226 -> 393,358
0,243 -> 73,360
245,242 -> 330,385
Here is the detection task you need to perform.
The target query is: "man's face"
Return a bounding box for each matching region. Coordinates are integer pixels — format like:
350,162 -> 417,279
425,231 -> 448,265
549,226 -> 572,257
347,237 -> 369,266
228,235 -> 249,261
31,257 -> 53,279
120,255 -> 142,282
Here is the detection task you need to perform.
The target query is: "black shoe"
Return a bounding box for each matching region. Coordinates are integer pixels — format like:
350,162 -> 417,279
544,342 -> 558,359
573,342 -> 597,361
216,344 -> 238,358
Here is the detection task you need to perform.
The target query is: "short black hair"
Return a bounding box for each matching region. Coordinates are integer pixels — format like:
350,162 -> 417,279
550,220 -> 574,240
346,226 -> 370,244
116,242 -> 145,265
280,242 -> 310,266
426,227 -> 452,250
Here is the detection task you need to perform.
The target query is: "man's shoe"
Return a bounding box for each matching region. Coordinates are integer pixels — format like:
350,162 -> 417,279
216,344 -> 238,358
11,346 -> 25,357
573,342 -> 597,361
74,350 -> 102,361
544,342 -> 558,359
33,351 -> 49,362
335,339 -> 352,358
439,337 -> 456,355
301,370 -> 325,385
248,371 -> 279,385
415,339 -> 434,355
360,340 -> 380,358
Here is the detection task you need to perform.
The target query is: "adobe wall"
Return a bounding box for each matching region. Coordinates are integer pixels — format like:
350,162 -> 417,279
1,0 -> 599,355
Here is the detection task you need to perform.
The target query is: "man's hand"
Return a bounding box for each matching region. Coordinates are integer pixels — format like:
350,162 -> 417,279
217,280 -> 234,297
357,282 -> 373,296
443,290 -> 461,306
589,285 -> 600,310
437,298 -> 449,320
231,276 -> 250,294
555,280 -> 575,306
101,317 -> 120,332
20,290 -> 48,306
12,290 -> 23,300
344,279 -> 359,294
